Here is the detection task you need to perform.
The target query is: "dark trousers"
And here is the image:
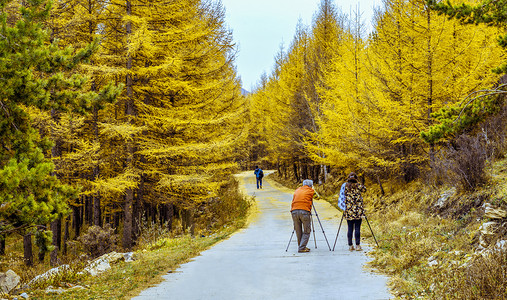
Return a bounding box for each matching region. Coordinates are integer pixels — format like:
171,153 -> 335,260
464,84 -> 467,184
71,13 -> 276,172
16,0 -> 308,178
256,177 -> 262,189
347,219 -> 362,246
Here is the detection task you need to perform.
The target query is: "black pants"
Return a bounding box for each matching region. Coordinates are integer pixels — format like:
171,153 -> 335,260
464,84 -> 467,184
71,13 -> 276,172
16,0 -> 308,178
347,219 -> 362,246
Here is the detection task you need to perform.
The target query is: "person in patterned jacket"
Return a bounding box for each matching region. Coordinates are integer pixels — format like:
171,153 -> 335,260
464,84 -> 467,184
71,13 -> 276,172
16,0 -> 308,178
344,172 -> 366,251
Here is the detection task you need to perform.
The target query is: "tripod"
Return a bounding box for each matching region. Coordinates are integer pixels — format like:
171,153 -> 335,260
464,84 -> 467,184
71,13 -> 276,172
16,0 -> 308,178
285,204 -> 332,251
285,219 -> 316,251
332,213 -> 379,251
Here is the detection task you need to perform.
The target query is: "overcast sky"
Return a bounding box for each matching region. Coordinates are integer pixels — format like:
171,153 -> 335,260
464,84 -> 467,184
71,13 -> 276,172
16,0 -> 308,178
220,0 -> 379,91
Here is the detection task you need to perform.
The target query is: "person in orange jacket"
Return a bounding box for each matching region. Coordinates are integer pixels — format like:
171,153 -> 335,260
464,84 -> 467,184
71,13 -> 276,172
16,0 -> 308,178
290,179 -> 320,253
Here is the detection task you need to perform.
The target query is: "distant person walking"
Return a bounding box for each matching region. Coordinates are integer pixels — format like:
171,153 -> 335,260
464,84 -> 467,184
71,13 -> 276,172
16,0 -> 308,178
254,166 -> 264,189
290,179 -> 320,253
343,172 -> 366,251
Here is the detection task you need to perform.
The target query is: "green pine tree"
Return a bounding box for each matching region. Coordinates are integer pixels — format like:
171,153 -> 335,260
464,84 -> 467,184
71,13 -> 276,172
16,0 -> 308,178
0,0 -> 119,265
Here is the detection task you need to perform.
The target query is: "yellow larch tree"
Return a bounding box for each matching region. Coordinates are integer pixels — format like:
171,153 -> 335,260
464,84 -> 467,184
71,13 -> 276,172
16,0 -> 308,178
253,1 -> 346,183
302,0 -> 345,182
363,0 -> 505,181
97,0 -> 246,247
260,22 -> 316,181
314,8 -> 379,177
249,0 -> 505,186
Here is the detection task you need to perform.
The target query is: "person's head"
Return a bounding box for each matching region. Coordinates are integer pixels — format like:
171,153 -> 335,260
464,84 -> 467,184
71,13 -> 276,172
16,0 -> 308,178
347,172 -> 358,183
255,165 -> 258,169
302,179 -> 313,187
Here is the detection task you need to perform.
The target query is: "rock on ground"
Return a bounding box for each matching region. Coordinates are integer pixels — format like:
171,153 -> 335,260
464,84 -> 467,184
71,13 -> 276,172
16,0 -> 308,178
484,203 -> 507,219
0,269 -> 20,294
28,265 -> 70,287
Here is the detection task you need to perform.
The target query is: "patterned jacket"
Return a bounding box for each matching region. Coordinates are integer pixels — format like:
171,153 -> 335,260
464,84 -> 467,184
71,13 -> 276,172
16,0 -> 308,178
343,183 -> 366,220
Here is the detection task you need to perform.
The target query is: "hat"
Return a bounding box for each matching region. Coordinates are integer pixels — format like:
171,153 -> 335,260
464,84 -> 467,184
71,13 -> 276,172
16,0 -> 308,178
347,172 -> 358,182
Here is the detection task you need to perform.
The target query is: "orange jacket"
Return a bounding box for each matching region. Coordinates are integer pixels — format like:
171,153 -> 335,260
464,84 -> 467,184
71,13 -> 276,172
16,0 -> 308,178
290,186 -> 315,212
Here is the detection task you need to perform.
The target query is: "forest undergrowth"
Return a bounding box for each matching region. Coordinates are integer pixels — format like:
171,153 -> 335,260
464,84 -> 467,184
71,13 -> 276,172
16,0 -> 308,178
1,177 -> 253,300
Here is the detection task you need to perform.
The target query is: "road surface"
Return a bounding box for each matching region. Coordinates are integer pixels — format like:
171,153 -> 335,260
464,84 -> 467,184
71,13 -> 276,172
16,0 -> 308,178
134,171 -> 392,299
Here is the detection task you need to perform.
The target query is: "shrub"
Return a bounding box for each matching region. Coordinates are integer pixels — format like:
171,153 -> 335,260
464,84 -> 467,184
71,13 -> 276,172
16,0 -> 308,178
77,224 -> 117,259
135,217 -> 172,249
35,229 -> 54,262
448,134 -> 489,191
431,134 -> 489,191
428,248 -> 507,299
480,102 -> 507,159
194,177 -> 252,233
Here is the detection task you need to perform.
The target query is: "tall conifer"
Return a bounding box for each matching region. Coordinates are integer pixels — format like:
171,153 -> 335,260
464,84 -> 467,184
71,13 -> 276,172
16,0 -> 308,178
0,0 -> 118,264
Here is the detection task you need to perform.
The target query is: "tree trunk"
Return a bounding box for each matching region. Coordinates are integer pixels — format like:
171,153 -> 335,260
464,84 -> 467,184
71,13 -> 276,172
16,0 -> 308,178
377,175 -> 385,196
114,212 -> 120,231
0,233 -> 5,255
72,204 -> 81,238
93,193 -> 101,227
166,203 -> 174,232
92,79 -> 102,228
277,160 -> 282,178
301,162 -> 308,181
182,209 -> 191,233
426,8 -> 435,162
123,190 -> 134,250
154,205 -> 159,225
134,171 -> 144,239
182,209 -> 195,236
85,196 -> 94,226
122,0 -> 135,251
80,197 -> 85,230
51,219 -> 61,250
23,233 -> 33,266
50,219 -> 61,266
63,219 -> 69,255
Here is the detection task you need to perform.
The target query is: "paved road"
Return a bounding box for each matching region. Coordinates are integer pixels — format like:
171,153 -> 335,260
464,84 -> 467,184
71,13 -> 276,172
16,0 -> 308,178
134,171 -> 392,300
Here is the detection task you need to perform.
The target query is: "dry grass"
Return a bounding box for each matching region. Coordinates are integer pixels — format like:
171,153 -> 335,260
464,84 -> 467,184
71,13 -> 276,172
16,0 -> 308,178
1,176 -> 252,299
26,224 -> 246,300
363,158 -> 507,299
280,158 -> 507,299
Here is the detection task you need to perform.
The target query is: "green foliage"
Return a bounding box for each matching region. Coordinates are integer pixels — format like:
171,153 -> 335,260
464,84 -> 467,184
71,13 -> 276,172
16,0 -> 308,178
0,0 -> 120,238
421,95 -> 504,144
35,229 -> 54,260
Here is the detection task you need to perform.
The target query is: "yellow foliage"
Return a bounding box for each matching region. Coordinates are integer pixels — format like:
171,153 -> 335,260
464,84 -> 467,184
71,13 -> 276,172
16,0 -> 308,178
92,170 -> 140,195
249,0 -> 506,181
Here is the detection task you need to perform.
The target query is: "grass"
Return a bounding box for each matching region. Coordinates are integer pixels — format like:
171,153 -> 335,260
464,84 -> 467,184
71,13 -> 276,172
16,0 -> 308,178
2,175 -> 253,299
269,160 -> 507,299
363,160 -> 507,299
27,221 -> 245,300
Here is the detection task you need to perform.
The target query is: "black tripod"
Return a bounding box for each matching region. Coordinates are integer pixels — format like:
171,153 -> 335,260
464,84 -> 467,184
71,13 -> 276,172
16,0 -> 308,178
332,213 -> 379,251
285,204 -> 332,251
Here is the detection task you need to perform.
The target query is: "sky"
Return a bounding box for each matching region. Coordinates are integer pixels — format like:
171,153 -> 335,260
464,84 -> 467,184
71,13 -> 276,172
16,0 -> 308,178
220,0 -> 379,91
